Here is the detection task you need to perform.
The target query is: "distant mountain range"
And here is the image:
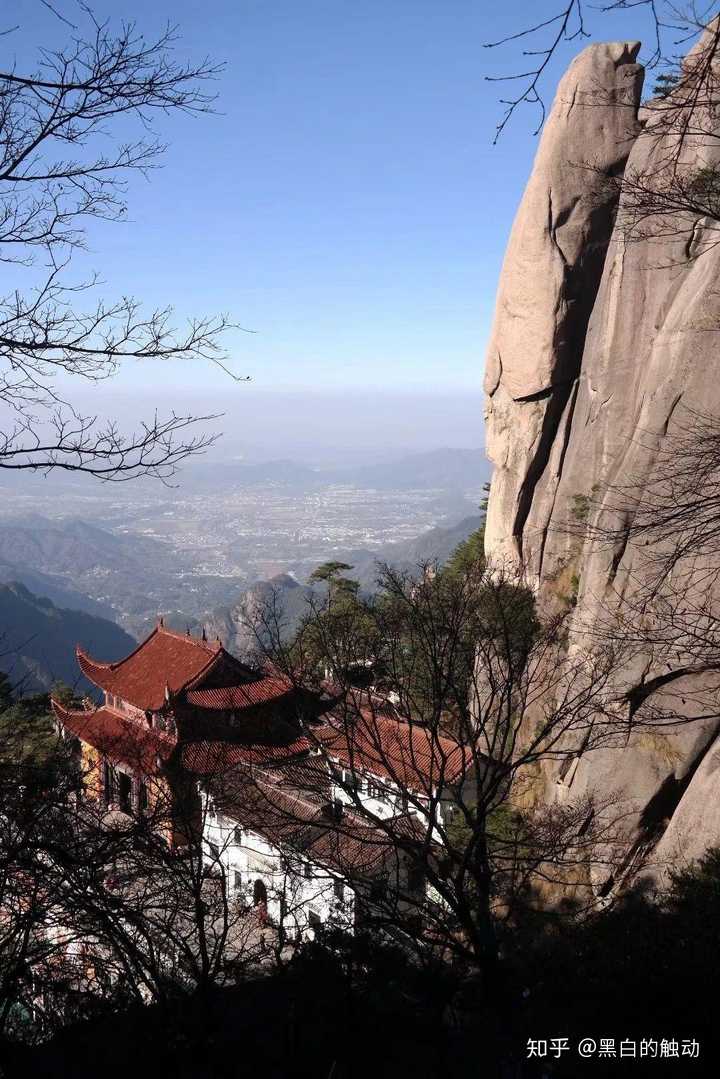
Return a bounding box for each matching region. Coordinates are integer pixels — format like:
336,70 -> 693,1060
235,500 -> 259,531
0,516 -> 167,581
0,582 -> 137,695
0,510 -> 483,691
0,516 -> 169,627
0,517 -> 234,636
0,448 -> 487,649
0,558 -> 115,619
338,450 -> 487,492
185,447 -> 488,493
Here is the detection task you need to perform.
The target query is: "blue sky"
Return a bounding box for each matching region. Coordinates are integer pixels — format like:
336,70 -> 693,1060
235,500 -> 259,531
10,1 -> 660,454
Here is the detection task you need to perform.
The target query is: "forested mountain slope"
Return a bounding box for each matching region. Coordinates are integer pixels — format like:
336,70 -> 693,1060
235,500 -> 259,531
0,582 -> 136,695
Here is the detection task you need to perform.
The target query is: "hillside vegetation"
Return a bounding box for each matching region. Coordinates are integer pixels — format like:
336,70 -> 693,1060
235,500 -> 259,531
0,582 -> 137,695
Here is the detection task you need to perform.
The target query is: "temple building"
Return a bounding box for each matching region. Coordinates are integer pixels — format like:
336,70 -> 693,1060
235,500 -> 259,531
50,623 -> 467,941
203,762 -> 396,934
51,622 -> 321,835
315,701 -> 476,835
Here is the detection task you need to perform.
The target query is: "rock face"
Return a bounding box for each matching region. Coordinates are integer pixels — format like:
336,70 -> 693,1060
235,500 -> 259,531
484,42 -> 643,576
484,27 -> 720,889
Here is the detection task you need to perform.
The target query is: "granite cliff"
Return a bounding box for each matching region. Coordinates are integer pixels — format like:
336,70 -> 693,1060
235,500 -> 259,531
484,25 -> 720,889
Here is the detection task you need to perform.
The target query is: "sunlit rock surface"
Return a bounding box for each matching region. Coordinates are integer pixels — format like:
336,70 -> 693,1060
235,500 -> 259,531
484,25 -> 720,890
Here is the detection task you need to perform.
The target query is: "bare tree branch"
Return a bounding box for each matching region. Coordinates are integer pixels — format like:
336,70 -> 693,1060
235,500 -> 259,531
0,8 -> 243,480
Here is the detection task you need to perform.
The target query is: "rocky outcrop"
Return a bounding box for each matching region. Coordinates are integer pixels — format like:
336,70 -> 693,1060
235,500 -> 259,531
484,42 -> 643,576
484,26 -> 720,889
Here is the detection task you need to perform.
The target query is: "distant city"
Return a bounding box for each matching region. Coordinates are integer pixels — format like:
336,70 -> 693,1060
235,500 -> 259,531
0,448 -> 489,640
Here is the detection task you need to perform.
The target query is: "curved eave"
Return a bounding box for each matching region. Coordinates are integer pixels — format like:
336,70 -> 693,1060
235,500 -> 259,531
76,646 -> 116,690
75,628 -> 226,709
51,697 -> 174,774
182,645 -> 238,693
50,697 -> 81,723
185,684 -> 295,711
77,628 -> 162,672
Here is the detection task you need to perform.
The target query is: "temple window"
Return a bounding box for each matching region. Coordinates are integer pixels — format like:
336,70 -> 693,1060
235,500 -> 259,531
117,772 -> 132,815
102,760 -> 115,806
366,779 -> 383,800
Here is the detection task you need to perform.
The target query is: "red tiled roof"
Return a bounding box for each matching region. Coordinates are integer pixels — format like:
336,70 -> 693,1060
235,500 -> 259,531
77,625 -> 225,711
211,768 -> 390,877
52,700 -> 175,776
314,709 -> 472,792
273,757 -> 333,800
185,674 -> 293,710
181,735 -> 311,776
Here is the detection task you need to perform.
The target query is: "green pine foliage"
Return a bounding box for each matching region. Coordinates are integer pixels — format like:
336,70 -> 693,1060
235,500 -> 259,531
439,481 -> 489,582
442,526 -> 485,582
0,677 -> 75,787
653,69 -> 683,97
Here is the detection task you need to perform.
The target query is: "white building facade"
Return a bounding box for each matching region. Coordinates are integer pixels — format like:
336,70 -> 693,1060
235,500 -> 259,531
202,791 -> 355,940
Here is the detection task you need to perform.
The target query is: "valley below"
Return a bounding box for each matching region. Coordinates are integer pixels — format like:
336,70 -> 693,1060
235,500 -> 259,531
0,448 -> 487,646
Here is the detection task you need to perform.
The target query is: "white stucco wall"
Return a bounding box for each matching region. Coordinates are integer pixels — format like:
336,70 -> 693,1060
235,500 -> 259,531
202,794 -> 354,940
330,763 -> 452,840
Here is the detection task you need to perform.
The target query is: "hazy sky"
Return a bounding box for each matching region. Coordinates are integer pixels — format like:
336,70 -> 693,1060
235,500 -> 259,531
10,1 -> 660,458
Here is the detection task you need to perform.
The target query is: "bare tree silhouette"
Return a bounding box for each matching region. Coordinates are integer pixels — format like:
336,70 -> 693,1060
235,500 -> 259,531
488,5 -> 720,264
0,8 -> 245,481
244,559 -> 638,990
